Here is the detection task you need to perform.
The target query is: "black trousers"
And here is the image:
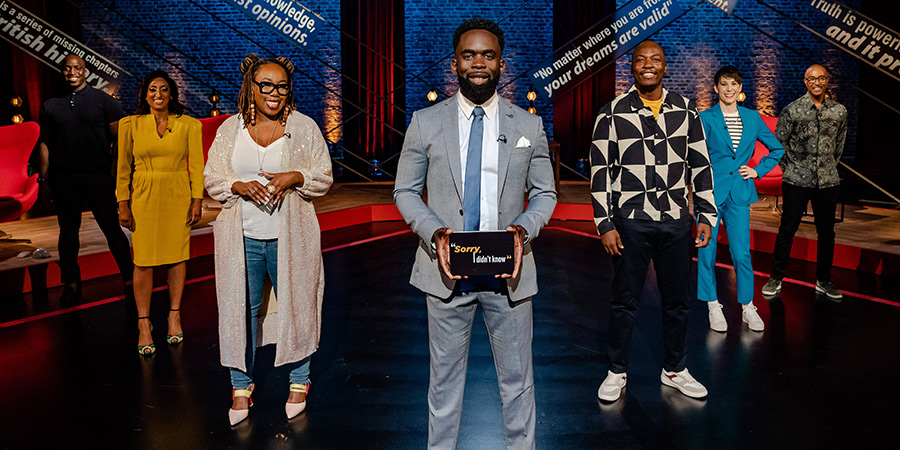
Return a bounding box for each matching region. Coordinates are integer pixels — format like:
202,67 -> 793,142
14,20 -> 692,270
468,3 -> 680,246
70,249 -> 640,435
771,183 -> 838,282
608,216 -> 692,374
50,173 -> 133,284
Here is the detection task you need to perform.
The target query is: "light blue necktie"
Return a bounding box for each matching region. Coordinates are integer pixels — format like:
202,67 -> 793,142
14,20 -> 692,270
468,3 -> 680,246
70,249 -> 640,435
463,106 -> 485,231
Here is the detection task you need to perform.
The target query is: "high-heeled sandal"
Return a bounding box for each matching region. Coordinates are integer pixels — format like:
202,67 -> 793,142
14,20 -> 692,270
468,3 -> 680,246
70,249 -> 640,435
137,316 -> 155,356
285,382 -> 309,419
229,384 -> 254,426
166,308 -> 184,345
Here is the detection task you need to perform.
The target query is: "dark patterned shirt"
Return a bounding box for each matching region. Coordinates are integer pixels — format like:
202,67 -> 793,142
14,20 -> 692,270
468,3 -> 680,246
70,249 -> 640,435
774,93 -> 847,189
590,86 -> 717,235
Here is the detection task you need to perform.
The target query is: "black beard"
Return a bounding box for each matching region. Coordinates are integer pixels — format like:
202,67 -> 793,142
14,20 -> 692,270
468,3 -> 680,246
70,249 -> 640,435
458,74 -> 499,105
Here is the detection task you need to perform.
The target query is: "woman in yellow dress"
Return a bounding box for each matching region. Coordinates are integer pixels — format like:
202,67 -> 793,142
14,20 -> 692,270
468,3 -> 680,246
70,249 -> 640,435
117,70 -> 204,356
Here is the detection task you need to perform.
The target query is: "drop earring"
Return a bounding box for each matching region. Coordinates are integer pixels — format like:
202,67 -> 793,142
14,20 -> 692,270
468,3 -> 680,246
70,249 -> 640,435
280,103 -> 291,126
249,102 -> 256,126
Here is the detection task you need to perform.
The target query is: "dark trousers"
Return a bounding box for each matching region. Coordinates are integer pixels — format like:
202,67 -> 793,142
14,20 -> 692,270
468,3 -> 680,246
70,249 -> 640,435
608,217 -> 692,374
771,183 -> 838,282
51,174 -> 133,284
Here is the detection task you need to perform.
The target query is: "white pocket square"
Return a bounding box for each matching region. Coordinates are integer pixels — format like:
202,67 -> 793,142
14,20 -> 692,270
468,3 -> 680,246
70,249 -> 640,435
515,136 -> 531,148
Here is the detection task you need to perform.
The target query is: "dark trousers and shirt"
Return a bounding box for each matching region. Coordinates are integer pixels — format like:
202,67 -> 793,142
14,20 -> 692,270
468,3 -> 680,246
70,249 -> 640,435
771,93 -> 847,282
40,86 -> 133,284
590,86 -> 718,374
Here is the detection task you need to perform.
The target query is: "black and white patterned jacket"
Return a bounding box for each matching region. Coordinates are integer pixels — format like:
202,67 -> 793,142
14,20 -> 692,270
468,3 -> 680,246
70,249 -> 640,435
590,85 -> 718,235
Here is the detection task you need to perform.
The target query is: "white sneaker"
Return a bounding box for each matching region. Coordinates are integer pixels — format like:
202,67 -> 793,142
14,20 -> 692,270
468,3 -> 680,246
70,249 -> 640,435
742,303 -> 765,332
661,368 -> 708,399
708,301 -> 727,332
598,371 -> 627,402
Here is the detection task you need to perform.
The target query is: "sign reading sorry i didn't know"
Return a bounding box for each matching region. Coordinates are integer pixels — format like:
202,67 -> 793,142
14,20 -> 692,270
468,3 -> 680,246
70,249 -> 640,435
226,0 -> 320,48
0,0 -> 128,94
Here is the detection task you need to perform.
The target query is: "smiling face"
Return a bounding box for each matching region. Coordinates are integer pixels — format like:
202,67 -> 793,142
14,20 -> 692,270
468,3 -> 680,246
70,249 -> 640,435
630,41 -> 666,97
145,78 -> 171,113
451,29 -> 505,105
714,76 -> 742,108
804,64 -> 829,99
253,63 -> 289,119
62,55 -> 87,91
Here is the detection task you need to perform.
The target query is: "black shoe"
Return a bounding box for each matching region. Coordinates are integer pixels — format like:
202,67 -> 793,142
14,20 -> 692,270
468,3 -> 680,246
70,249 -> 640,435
815,280 -> 843,301
58,283 -> 82,305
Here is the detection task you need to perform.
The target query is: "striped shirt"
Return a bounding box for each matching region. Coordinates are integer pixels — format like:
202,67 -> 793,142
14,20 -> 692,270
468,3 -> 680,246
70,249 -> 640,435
723,111 -> 742,151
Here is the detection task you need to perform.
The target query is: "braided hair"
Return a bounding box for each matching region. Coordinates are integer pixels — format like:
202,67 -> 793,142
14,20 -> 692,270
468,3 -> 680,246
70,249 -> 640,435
237,54 -> 296,127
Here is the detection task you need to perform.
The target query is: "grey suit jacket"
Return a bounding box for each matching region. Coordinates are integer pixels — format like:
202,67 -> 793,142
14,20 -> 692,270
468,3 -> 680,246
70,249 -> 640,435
393,93 -> 557,301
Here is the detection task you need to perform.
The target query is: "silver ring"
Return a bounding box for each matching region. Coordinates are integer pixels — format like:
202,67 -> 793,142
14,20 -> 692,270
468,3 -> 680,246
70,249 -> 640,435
250,189 -> 255,194
267,185 -> 276,194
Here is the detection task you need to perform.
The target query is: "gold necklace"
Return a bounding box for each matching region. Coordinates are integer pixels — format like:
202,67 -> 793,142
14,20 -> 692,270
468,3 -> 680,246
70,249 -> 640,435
253,121 -> 281,177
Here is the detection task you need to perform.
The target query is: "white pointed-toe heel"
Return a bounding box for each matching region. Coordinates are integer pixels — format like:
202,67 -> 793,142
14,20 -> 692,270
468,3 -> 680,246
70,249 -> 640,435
285,383 -> 309,419
229,384 -> 254,426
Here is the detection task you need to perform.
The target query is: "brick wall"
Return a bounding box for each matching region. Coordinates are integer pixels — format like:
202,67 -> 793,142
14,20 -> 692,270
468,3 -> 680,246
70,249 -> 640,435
79,0 -> 342,142
614,0 -> 861,159
403,0 -> 555,137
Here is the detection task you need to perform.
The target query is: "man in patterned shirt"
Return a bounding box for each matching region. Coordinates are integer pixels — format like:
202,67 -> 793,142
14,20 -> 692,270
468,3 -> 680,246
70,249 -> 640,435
761,64 -> 847,300
590,40 -> 717,402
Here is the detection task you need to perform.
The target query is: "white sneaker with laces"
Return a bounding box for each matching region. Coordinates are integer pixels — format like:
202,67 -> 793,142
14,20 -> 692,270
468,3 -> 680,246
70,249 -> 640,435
661,368 -> 708,399
708,301 -> 727,332
598,371 -> 627,402
742,303 -> 765,331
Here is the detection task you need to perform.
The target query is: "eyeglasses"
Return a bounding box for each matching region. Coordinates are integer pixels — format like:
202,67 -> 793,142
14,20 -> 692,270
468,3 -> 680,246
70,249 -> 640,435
253,80 -> 290,95
805,76 -> 829,84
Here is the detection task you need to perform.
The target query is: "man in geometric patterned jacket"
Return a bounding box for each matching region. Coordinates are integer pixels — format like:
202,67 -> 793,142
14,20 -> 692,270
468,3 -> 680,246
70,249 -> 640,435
590,40 -> 718,402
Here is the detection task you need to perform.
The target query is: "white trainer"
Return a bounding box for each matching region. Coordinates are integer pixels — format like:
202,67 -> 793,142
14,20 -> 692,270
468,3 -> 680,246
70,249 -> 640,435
708,301 -> 727,332
598,371 -> 627,402
742,303 -> 765,332
661,368 -> 708,399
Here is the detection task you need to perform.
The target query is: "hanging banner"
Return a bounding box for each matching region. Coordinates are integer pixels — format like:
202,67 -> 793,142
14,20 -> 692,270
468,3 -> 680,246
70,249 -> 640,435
224,0 -> 320,48
0,0 -> 128,93
707,0 -> 739,14
527,0 -> 684,101
805,0 -> 900,82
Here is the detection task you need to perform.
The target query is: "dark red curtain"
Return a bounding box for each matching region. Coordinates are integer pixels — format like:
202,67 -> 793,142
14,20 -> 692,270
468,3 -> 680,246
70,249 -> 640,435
340,0 -> 405,163
552,0 -> 616,174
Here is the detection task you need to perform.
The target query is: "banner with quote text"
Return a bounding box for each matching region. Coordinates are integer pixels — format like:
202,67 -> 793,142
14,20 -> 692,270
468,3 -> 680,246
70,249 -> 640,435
706,0 -> 739,14
805,0 -> 900,82
224,0 -> 320,48
527,0 -> 684,101
0,0 -> 128,93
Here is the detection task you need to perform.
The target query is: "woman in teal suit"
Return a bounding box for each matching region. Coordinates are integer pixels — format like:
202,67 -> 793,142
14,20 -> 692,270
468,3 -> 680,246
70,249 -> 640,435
698,65 -> 784,333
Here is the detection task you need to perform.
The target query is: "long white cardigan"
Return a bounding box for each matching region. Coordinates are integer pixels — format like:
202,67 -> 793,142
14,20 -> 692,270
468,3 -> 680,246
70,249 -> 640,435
204,113 -> 332,371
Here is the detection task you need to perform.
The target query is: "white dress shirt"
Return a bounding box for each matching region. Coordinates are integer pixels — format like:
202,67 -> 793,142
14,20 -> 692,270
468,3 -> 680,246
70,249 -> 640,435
457,91 -> 500,231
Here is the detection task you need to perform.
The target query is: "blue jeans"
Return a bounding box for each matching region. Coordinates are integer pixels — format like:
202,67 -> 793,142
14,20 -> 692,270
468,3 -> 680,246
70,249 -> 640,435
230,237 -> 311,389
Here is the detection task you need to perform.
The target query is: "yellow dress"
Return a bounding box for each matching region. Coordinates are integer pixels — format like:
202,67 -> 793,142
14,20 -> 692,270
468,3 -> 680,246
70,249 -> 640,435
117,114 -> 204,266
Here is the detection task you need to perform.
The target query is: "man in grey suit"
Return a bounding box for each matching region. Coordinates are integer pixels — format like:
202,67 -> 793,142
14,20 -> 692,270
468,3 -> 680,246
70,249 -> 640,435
393,18 -> 556,450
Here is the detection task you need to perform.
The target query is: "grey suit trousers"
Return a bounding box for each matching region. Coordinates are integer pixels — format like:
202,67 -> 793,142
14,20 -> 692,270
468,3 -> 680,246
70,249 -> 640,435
426,291 -> 535,450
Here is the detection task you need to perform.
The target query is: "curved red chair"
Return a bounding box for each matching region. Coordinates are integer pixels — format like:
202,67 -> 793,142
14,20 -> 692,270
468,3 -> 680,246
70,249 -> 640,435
0,121 -> 41,224
750,114 -> 783,210
198,114 -> 232,163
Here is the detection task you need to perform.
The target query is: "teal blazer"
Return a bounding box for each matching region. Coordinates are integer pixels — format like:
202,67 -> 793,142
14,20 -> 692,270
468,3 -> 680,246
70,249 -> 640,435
699,104 -> 785,206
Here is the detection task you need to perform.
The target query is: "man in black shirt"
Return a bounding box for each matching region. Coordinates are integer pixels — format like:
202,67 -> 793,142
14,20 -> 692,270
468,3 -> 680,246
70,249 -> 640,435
38,54 -> 133,303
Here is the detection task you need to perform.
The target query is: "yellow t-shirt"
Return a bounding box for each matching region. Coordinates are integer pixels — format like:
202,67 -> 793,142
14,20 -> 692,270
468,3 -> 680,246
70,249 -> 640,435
640,96 -> 663,119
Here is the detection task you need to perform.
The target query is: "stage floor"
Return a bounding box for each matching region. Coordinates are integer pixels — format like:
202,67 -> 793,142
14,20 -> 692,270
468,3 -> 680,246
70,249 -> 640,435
1,221 -> 899,448
3,182 -> 900,276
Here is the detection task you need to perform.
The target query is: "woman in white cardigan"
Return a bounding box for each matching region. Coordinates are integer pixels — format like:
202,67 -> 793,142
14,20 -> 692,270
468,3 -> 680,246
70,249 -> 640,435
204,55 -> 332,426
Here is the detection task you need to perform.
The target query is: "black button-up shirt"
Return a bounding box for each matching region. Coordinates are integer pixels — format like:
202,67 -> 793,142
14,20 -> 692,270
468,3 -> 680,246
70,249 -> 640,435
774,93 -> 847,189
39,86 -> 126,176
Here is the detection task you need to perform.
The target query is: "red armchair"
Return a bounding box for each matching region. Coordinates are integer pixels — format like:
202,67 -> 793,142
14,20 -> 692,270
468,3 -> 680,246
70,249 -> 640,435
198,114 -> 231,163
750,114 -> 783,211
0,121 -> 41,225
